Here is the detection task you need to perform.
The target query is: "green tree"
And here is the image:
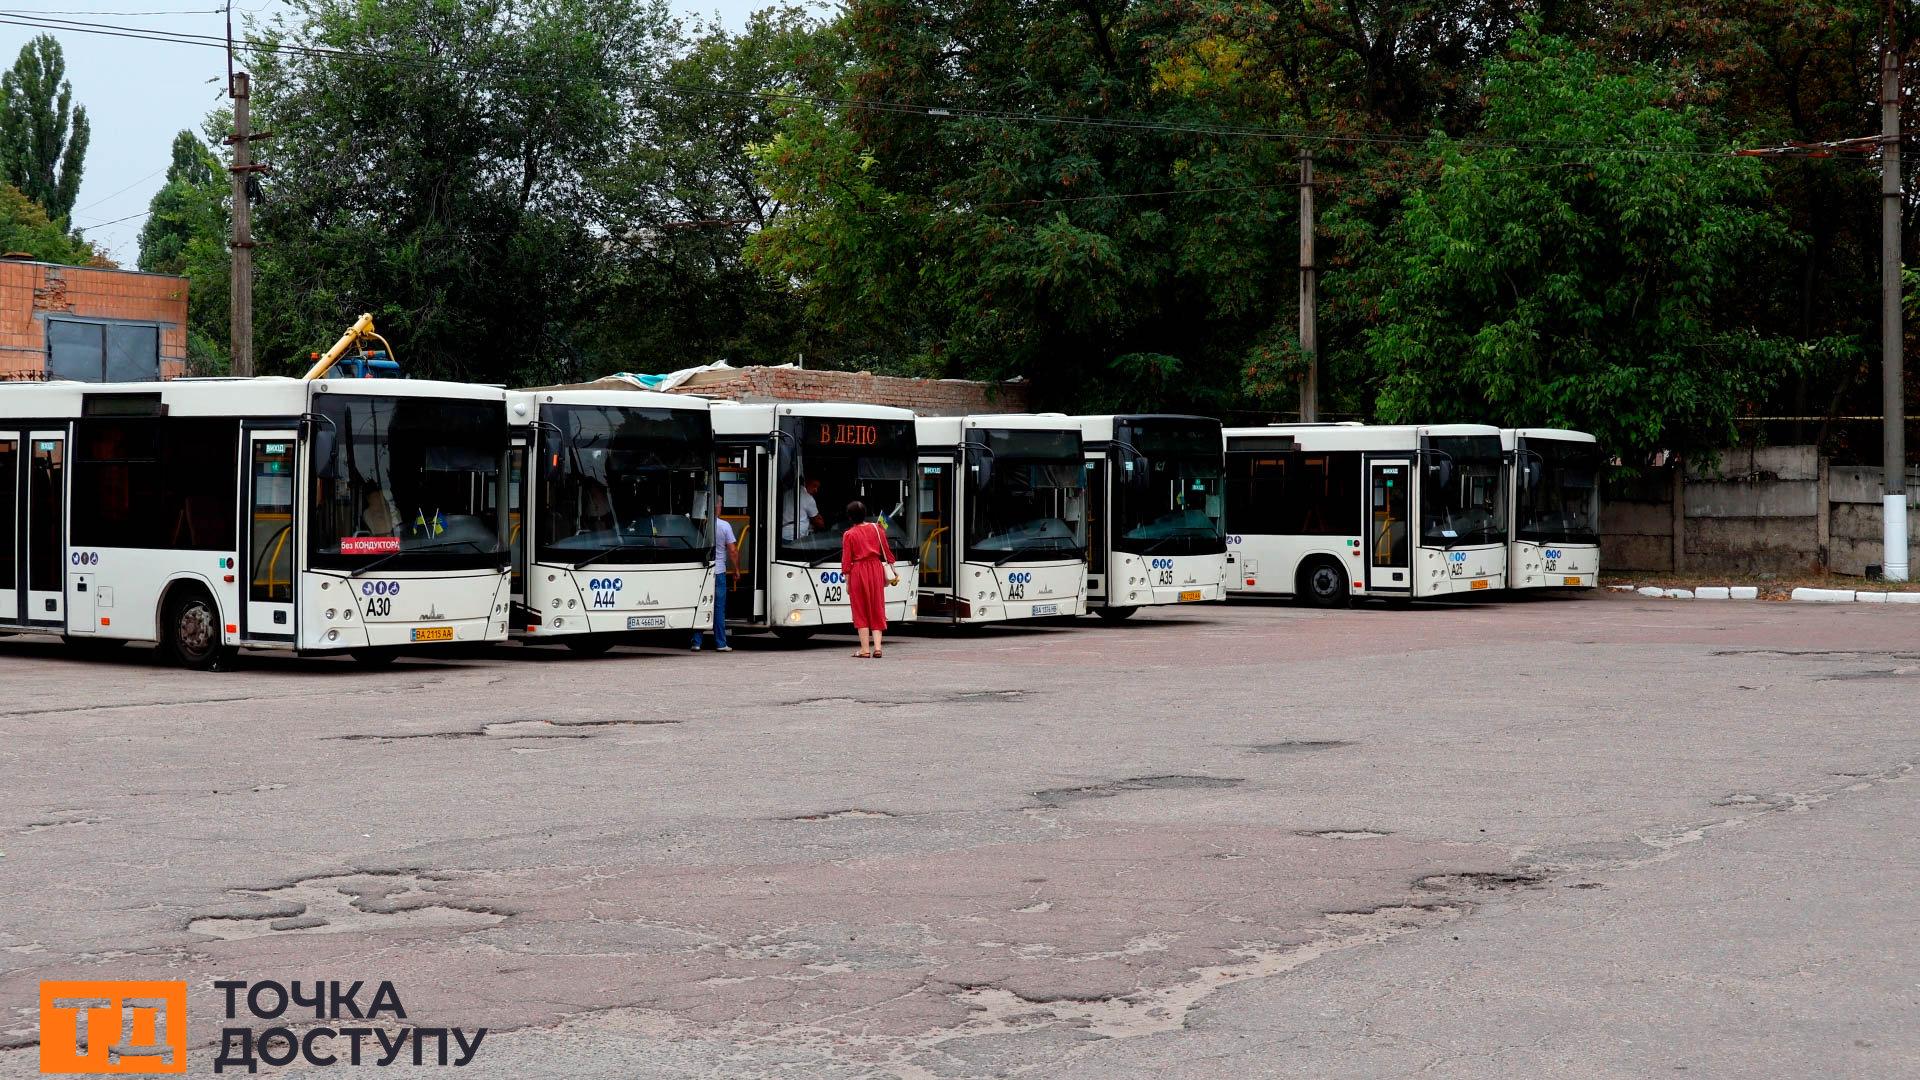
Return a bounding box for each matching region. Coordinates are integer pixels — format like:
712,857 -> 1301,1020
138,127 -> 231,373
1363,31 -> 1815,461
243,0 -> 676,382
0,182 -> 103,264
0,34 -> 90,220
578,6 -> 843,375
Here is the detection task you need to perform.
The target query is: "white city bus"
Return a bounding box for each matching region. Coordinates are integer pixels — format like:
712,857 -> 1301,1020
508,389 -> 715,653
710,402 -> 918,640
1503,427 -> 1601,590
1222,423 -> 1507,604
0,377 -> 512,668
916,414 -> 1090,623
1075,414 -> 1228,620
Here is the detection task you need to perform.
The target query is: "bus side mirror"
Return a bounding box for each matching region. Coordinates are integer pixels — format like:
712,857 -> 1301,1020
308,424 -> 337,476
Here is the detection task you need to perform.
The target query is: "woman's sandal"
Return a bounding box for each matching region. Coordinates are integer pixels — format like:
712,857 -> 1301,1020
853,651 -> 872,659
873,650 -> 883,659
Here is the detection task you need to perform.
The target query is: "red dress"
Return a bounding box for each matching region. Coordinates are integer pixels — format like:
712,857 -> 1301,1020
840,521 -> 896,630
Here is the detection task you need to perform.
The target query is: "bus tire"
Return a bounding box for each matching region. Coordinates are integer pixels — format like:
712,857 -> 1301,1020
1298,558 -> 1350,608
161,585 -> 231,670
564,636 -> 617,656
351,648 -> 399,668
771,626 -> 815,644
1094,605 -> 1137,622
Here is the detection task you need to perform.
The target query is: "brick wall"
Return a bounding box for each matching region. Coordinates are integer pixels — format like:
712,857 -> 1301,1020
666,365 -> 1029,415
0,259 -> 190,381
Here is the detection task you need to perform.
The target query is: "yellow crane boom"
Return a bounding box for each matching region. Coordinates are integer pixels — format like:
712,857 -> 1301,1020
303,313 -> 398,379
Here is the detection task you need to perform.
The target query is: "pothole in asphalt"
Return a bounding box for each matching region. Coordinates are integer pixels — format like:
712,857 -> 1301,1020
1030,775 -> 1243,807
1297,828 -> 1391,839
1414,871 -> 1547,892
786,809 -> 896,821
21,818 -> 102,833
187,872 -> 506,940
786,690 -> 1029,709
1247,740 -> 1354,754
329,718 -> 679,741
1713,792 -> 1792,809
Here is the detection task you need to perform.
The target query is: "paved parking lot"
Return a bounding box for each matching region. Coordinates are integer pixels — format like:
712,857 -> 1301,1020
3,593 -> 1918,1078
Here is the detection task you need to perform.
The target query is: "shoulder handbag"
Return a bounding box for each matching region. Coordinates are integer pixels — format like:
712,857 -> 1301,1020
876,522 -> 901,587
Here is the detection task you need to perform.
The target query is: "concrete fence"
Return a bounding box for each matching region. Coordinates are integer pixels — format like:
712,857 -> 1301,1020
1600,445 -> 1920,576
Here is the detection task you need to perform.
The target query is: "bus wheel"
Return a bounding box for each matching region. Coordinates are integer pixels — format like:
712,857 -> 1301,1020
1299,559 -> 1350,608
564,636 -> 616,656
771,626 -> 815,645
1094,606 -> 1138,622
351,648 -> 399,668
162,587 -> 231,670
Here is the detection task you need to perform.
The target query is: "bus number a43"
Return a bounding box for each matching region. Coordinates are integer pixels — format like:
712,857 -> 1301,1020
1006,571 -> 1032,600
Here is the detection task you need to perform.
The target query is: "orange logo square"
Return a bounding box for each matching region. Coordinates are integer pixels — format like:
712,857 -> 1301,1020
38,982 -> 186,1075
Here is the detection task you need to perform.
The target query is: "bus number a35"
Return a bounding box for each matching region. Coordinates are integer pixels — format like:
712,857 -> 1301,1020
1151,557 -> 1175,586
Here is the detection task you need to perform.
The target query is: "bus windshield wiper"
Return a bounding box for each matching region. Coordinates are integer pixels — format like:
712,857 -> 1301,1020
349,548 -> 409,577
572,538 -> 694,570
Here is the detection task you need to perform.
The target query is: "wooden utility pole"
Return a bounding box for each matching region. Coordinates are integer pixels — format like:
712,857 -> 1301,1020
1298,148 -> 1318,423
1881,1 -> 1908,580
227,71 -> 255,377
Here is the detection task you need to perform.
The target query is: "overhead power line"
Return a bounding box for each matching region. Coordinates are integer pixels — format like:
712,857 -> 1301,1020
0,10 -> 1880,164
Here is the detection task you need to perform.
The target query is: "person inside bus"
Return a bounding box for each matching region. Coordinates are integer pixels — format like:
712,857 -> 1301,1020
361,489 -> 397,536
780,476 -> 825,540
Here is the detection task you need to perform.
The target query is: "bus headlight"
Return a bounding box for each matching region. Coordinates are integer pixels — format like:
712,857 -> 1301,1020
551,599 -> 561,609
786,610 -> 805,624
325,608 -> 337,620
325,629 -> 339,642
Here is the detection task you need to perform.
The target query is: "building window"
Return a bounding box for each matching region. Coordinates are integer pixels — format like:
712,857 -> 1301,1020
46,318 -> 161,382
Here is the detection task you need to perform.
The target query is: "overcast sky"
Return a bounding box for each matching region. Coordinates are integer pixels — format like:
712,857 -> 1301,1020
2,0 -> 779,266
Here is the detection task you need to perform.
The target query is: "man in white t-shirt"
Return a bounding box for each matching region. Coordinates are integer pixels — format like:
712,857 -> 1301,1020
692,517 -> 739,652
780,477 -> 825,540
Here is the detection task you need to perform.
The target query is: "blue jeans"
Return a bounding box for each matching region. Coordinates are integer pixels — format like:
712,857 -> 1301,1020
693,569 -> 728,649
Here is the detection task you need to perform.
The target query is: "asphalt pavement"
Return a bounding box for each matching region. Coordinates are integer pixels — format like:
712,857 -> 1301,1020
1,592 -> 1916,1078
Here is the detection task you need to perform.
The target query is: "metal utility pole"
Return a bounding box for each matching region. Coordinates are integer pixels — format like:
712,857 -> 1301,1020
1298,148 -> 1318,423
227,70 -> 255,377
1882,3 -> 1909,581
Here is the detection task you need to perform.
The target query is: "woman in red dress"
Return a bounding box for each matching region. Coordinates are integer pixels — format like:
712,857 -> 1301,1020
840,500 -> 897,658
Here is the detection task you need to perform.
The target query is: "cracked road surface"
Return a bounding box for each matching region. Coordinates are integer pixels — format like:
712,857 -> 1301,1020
2,593 -> 1917,1077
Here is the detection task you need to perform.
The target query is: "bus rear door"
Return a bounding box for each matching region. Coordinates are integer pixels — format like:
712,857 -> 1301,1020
0,430 -> 16,624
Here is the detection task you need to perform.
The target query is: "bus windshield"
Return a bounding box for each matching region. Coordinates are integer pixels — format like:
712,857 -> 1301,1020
1420,434 -> 1506,548
966,428 -> 1087,563
1112,419 -> 1225,557
776,416 -> 919,566
310,394 -> 510,571
1517,437 -> 1601,545
538,405 -> 712,565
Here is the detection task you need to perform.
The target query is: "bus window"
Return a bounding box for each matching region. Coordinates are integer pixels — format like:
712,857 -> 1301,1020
776,417 -> 918,566
72,418 -> 239,551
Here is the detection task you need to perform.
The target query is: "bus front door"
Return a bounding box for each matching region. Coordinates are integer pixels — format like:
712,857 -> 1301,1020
243,431 -> 298,640
25,431 -> 64,627
1368,459 -> 1411,593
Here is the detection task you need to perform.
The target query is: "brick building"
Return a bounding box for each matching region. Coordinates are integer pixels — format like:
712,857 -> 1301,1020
0,257 -> 190,382
650,364 -> 1030,415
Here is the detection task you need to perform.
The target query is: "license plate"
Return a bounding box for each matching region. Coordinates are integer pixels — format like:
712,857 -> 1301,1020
1032,603 -> 1058,616
410,626 -> 455,642
1178,589 -> 1203,602
1469,579 -> 1490,591
1563,576 -> 1583,586
627,615 -> 667,629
